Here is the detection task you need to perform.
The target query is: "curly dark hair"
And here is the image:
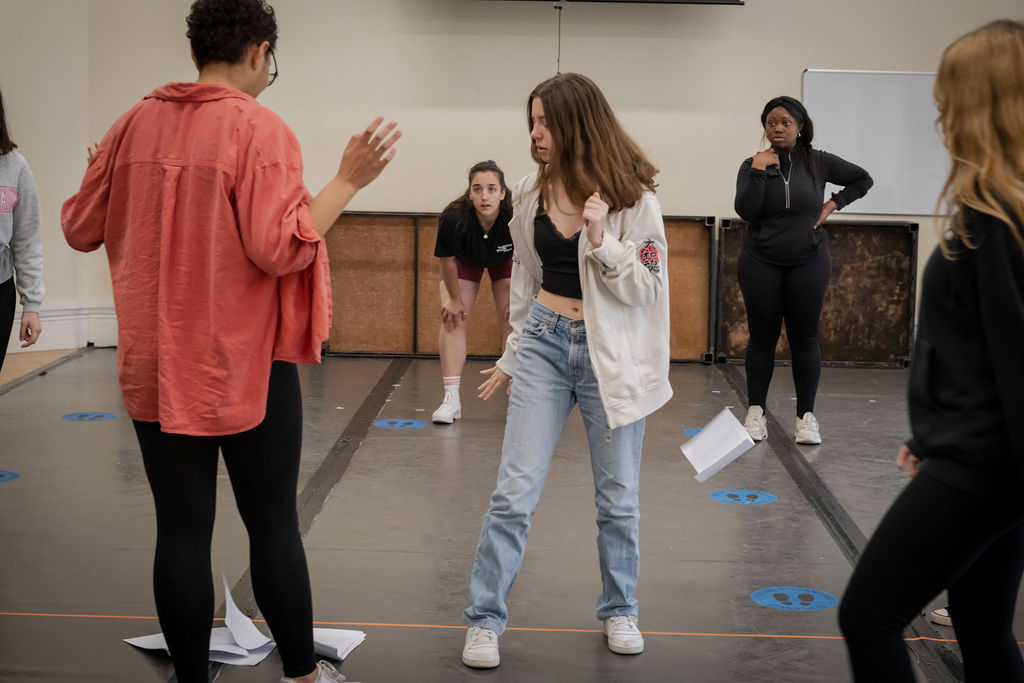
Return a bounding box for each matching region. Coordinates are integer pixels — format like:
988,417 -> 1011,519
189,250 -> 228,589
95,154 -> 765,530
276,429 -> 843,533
186,0 -> 278,69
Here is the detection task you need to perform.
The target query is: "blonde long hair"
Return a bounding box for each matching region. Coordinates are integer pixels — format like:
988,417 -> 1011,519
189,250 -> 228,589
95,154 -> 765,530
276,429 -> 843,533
528,73 -> 657,212
935,19 -> 1024,256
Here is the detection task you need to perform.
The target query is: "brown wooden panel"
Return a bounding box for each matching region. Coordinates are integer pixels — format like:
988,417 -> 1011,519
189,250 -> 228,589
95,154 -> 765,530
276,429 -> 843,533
415,217 -> 506,356
716,219 -> 917,365
666,218 -> 712,361
326,214 -> 416,353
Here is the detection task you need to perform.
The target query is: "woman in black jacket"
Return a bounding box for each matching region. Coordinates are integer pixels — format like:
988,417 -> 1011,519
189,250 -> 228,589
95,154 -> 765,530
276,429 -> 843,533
734,96 -> 872,445
839,19 -> 1024,683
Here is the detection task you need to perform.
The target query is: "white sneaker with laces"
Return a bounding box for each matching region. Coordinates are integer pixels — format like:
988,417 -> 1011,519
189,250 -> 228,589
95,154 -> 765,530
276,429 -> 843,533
929,607 -> 953,626
743,405 -> 767,442
432,392 -> 461,424
603,615 -> 644,654
794,412 -> 822,444
280,660 -> 354,683
462,625 -> 500,668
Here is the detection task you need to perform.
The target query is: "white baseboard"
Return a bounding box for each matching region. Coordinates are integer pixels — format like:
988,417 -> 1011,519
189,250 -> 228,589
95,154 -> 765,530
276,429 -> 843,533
5,303 -> 117,354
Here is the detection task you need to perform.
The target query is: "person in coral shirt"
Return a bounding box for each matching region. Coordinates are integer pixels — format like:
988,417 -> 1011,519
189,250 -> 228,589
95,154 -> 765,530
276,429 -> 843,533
61,2 -> 399,682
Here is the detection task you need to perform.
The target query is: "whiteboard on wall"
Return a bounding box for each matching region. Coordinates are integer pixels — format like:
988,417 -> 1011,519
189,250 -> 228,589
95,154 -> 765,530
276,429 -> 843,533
802,69 -> 949,216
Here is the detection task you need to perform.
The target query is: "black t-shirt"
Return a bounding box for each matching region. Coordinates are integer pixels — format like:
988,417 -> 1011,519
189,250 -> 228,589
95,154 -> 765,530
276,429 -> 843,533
433,208 -> 513,267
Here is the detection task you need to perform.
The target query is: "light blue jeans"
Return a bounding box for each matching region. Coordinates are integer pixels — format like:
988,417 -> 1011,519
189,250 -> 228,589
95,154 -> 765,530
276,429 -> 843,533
464,299 -> 645,634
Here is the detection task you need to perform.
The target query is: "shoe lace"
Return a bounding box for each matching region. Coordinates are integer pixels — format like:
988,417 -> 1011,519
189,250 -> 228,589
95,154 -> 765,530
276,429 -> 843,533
607,616 -> 640,635
469,627 -> 497,647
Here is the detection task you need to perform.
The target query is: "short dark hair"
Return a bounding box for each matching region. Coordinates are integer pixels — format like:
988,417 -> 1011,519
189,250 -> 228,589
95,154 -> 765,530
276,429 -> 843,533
0,86 -> 16,155
186,0 -> 278,69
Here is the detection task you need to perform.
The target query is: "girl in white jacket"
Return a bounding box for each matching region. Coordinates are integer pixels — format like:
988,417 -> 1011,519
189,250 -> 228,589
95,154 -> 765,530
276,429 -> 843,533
462,72 -> 672,669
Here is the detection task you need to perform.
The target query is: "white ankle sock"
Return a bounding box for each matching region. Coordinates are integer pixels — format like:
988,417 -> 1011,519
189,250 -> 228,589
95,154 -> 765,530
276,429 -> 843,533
443,376 -> 461,402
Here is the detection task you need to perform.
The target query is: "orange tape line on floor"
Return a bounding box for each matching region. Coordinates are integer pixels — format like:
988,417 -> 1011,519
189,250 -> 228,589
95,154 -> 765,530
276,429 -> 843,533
0,612 -> 982,644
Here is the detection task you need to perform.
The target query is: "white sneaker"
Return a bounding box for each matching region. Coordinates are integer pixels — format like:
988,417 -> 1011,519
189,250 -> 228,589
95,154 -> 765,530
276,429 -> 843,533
929,607 -> 953,626
795,412 -> 822,444
432,392 -> 461,424
602,615 -> 644,655
743,406 -> 767,441
462,625 -> 499,668
280,660 -> 355,683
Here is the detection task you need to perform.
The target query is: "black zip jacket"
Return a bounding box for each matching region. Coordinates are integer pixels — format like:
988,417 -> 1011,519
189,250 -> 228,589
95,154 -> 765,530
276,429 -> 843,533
909,208 -> 1024,494
735,149 -> 873,265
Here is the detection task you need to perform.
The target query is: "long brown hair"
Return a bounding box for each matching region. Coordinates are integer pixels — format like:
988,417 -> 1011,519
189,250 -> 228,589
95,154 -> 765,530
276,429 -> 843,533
934,19 -> 1024,257
0,86 -> 17,156
528,73 -> 657,212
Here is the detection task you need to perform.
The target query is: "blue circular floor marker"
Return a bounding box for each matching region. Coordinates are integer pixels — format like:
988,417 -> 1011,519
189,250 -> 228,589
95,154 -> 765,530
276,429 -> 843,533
708,490 -> 778,505
683,428 -> 702,436
750,586 -> 838,612
0,471 -> 21,483
373,419 -> 428,430
62,412 -> 118,422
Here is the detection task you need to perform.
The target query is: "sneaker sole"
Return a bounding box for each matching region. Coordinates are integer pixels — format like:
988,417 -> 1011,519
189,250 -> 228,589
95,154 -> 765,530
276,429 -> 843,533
462,655 -> 499,668
432,411 -> 461,425
607,641 -> 644,655
795,434 -> 822,445
929,614 -> 953,627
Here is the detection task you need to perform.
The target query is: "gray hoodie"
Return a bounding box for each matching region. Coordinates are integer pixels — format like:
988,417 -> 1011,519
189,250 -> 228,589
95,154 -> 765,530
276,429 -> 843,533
0,150 -> 43,311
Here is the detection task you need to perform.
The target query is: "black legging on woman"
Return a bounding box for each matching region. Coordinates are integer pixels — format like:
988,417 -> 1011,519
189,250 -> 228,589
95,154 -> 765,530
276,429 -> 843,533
133,361 -> 316,682
839,472 -> 1024,682
0,277 -> 15,373
737,250 -> 831,416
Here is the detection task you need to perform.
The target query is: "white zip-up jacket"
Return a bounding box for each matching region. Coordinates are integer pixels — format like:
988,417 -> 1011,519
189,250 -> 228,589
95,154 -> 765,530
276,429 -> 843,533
496,171 -> 672,429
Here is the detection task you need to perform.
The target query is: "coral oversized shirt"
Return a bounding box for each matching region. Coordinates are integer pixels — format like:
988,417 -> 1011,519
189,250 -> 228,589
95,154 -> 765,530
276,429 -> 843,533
62,83 -> 331,436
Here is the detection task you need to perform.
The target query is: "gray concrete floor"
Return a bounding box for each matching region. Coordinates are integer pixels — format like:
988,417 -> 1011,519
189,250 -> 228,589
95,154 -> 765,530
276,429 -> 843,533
0,349 -> 1012,682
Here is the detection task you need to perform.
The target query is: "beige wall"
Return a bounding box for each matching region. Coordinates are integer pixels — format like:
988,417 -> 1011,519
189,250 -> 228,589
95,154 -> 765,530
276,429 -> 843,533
2,0 -> 1020,351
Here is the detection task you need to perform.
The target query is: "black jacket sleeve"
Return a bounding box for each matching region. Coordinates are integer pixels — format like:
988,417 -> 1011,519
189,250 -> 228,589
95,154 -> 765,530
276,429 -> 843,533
821,151 -> 873,210
734,157 -> 767,221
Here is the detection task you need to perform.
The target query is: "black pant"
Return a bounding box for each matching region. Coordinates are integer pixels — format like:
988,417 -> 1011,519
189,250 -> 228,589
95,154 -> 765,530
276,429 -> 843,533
839,472 -> 1024,682
0,276 -> 15,374
133,361 -> 315,681
737,251 -> 830,416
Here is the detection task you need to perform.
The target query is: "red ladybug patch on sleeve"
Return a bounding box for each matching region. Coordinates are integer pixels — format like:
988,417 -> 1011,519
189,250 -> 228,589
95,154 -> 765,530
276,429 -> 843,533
639,240 -> 660,273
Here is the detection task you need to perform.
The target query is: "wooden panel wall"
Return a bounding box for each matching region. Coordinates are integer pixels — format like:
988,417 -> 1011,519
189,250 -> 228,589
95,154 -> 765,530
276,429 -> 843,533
716,219 -> 917,365
326,214 -> 416,353
326,212 -> 715,361
666,217 -> 712,361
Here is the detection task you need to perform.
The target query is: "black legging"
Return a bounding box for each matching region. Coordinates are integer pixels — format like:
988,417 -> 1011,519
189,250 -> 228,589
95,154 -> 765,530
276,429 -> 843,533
737,250 -> 830,416
839,471 -> 1024,682
133,361 -> 315,682
0,276 -> 15,374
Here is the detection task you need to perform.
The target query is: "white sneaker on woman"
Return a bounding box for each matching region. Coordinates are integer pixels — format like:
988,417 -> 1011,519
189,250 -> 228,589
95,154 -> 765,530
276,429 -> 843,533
432,392 -> 461,424
462,625 -> 499,668
280,660 -> 354,683
603,615 -> 644,654
743,405 -> 767,441
795,412 -> 822,444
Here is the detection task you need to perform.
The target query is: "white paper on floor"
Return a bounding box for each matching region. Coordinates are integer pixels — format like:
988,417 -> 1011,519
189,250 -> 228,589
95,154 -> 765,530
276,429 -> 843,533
680,407 -> 755,482
124,575 -> 367,666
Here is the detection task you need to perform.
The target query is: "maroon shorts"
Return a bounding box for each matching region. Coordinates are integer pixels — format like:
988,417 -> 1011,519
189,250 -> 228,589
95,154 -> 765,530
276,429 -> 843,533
455,255 -> 513,283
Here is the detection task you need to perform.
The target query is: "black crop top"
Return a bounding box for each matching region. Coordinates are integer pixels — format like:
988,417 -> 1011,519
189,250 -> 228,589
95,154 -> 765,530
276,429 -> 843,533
535,194 -> 583,299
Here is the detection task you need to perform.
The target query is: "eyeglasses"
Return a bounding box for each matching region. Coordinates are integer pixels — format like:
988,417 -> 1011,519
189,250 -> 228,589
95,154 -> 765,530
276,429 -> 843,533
267,48 -> 278,87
